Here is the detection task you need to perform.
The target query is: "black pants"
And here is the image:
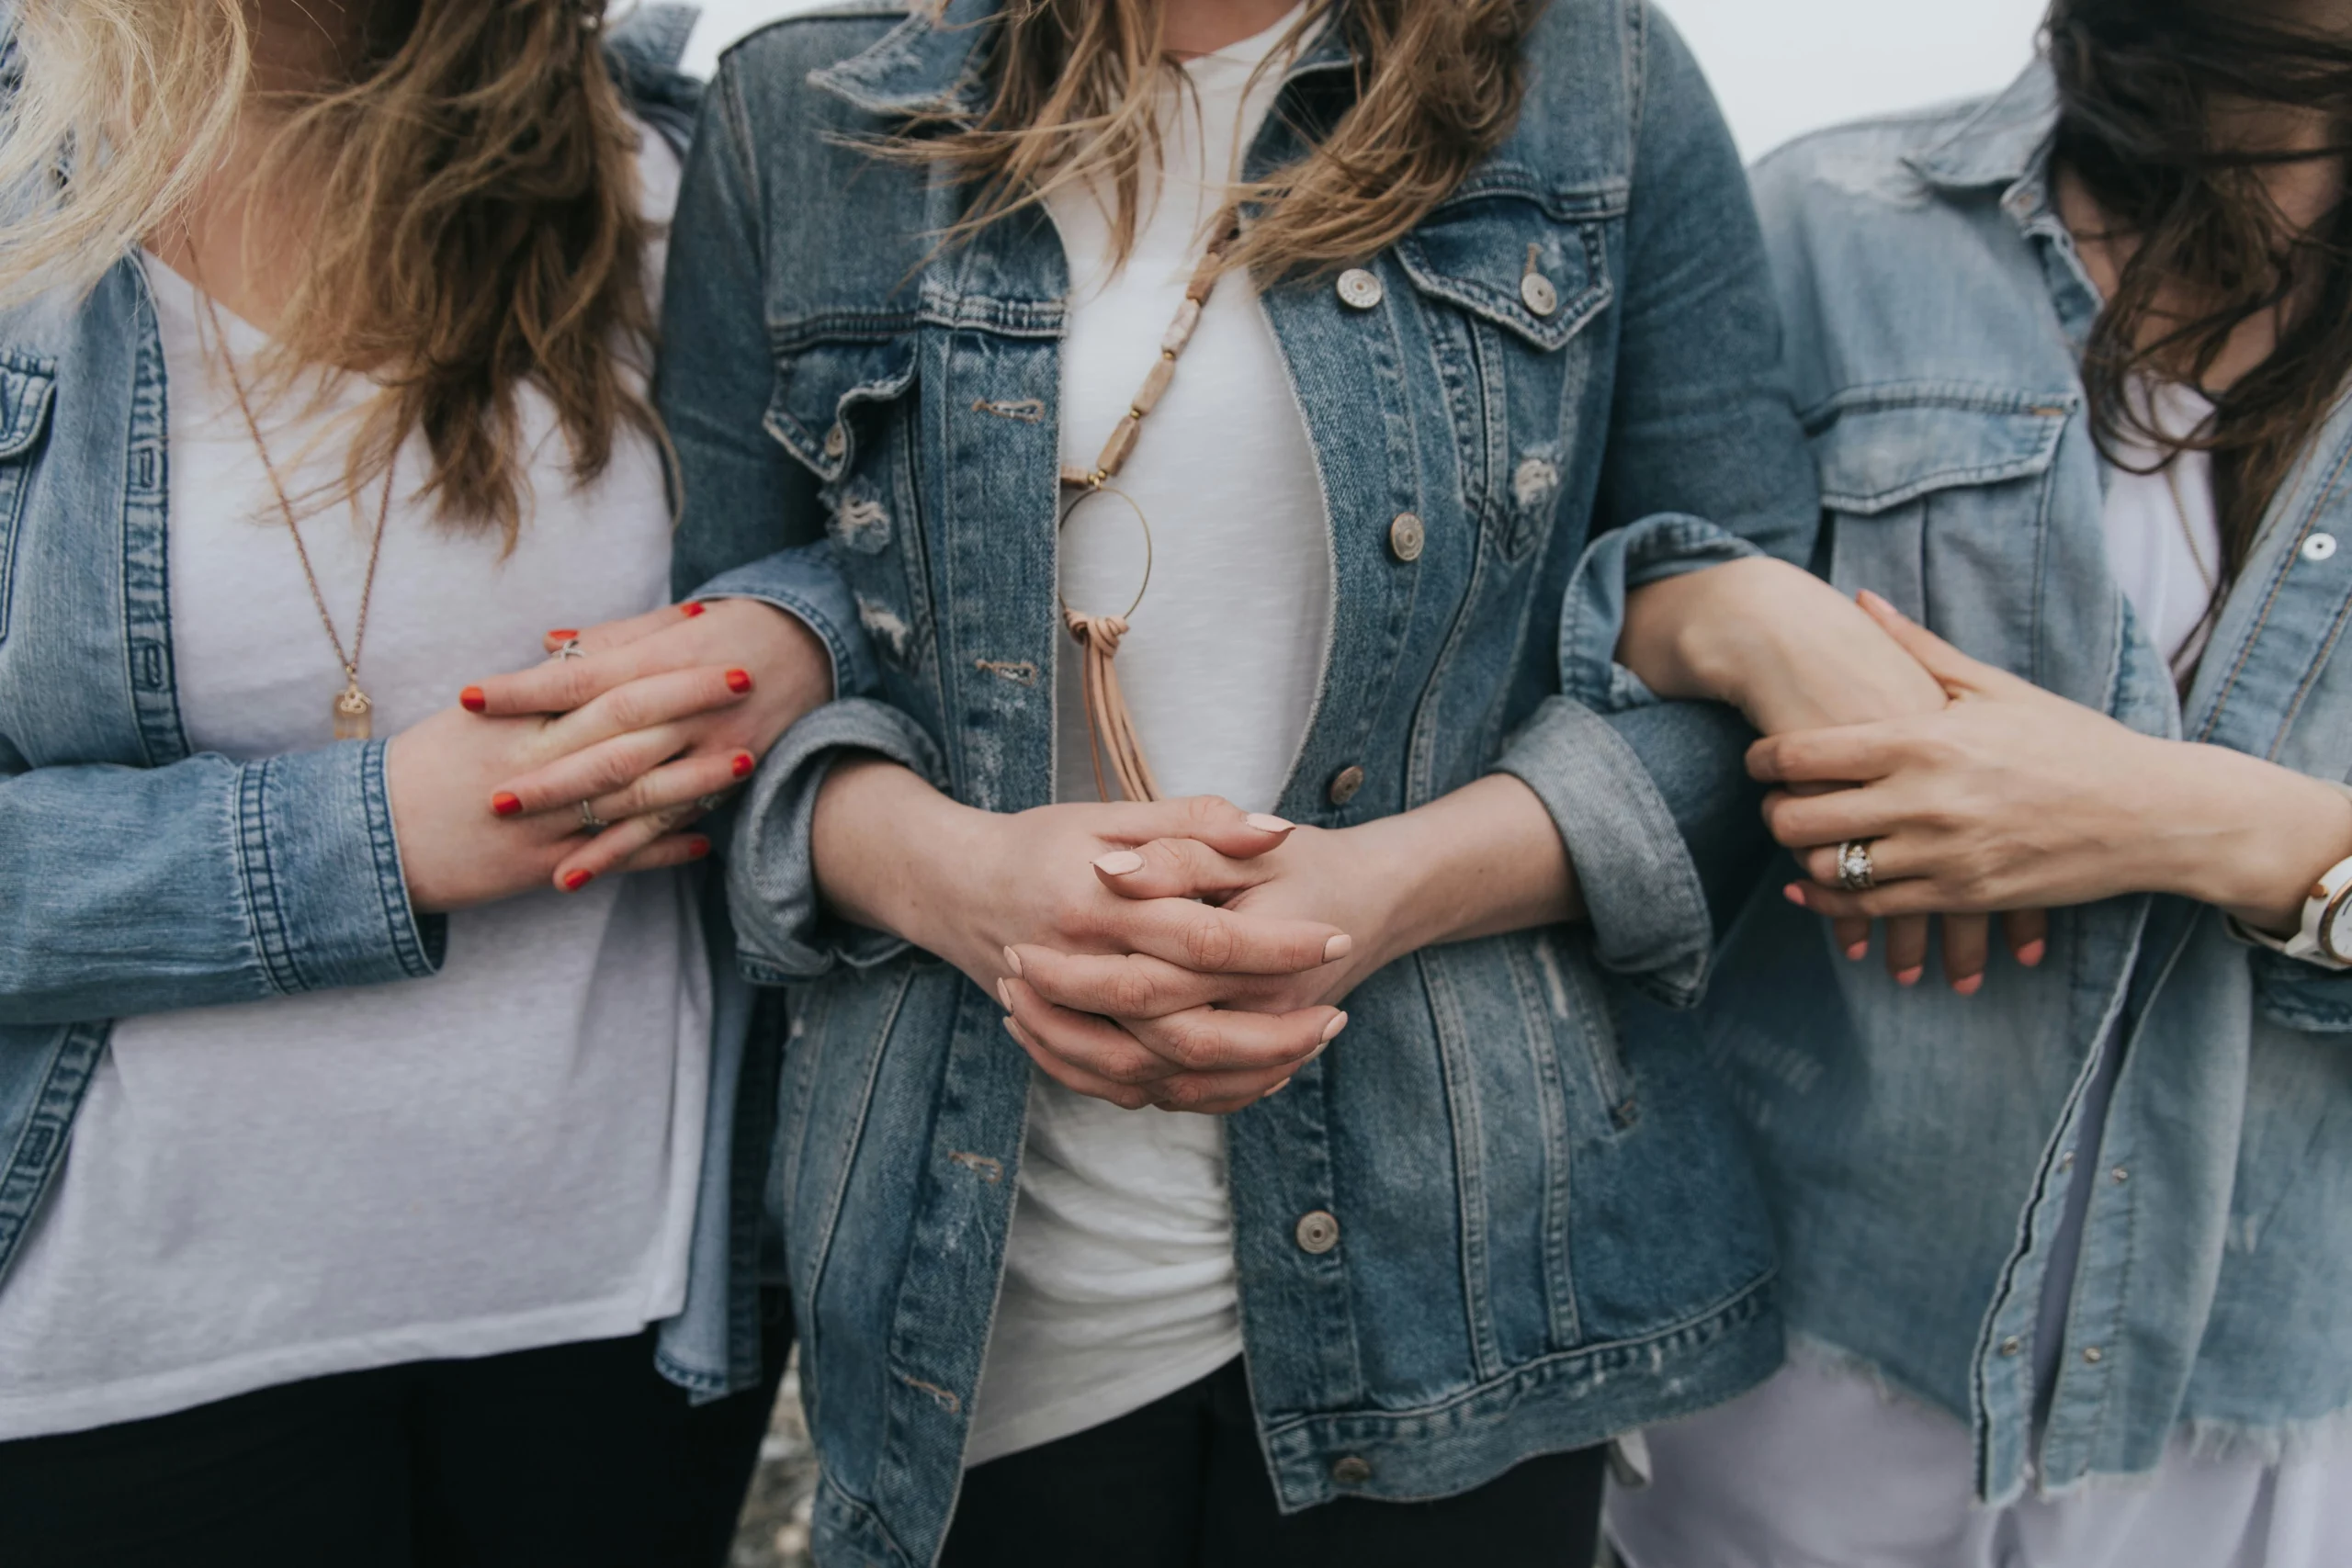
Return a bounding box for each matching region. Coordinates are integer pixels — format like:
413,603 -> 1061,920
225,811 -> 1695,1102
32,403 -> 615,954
942,1359 -> 1607,1568
0,1293 -> 792,1568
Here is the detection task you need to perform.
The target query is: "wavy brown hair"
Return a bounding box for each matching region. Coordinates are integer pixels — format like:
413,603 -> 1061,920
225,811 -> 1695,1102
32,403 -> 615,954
899,0 -> 1544,279
0,0 -> 657,545
2050,0 -> 2352,599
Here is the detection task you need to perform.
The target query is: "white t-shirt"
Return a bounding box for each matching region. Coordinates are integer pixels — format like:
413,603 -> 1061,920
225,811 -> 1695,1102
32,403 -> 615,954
965,6 -> 1331,1467
0,130 -> 707,1439
1605,386 -> 2349,1568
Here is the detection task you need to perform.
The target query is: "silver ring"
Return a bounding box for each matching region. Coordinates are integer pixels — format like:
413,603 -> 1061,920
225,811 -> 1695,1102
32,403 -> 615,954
553,637 -> 586,660
695,793 -> 727,814
1836,840 -> 1877,893
578,799 -> 608,832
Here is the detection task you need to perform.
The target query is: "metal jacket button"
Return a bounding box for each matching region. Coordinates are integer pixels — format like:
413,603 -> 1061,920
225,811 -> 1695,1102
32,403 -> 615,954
1295,1210 -> 1340,1255
823,422 -> 848,458
1999,1336 -> 2022,1357
1521,271 -> 1560,316
2082,1345 -> 2105,1364
1330,1455 -> 1373,1485
2304,532 -> 2337,561
1336,268 -> 1384,310
1327,766 -> 1366,807
1387,512 -> 1426,562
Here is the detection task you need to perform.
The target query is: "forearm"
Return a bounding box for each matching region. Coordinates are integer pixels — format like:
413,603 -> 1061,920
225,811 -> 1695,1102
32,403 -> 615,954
1347,775 -> 1584,965
2131,741 -> 2352,931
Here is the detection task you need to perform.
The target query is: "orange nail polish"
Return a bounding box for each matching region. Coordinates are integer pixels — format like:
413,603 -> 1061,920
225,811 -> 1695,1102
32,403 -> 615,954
1782,884 -> 1808,907
1844,941 -> 1870,962
2017,940 -> 2048,968
732,752 -> 755,778
1895,965 -> 1924,987
681,602 -> 707,618
547,628 -> 578,642
490,792 -> 522,818
1953,974 -> 1984,997
561,868 -> 594,893
459,686 -> 486,714
725,669 -> 752,694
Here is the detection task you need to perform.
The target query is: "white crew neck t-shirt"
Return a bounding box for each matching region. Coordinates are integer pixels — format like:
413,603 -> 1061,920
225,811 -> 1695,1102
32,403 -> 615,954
0,129 -> 709,1440
965,6 -> 1332,1468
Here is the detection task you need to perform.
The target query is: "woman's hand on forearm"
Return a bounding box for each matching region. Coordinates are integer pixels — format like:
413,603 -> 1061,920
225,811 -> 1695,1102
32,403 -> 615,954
1760,594 -> 2352,928
812,761 -> 1353,1113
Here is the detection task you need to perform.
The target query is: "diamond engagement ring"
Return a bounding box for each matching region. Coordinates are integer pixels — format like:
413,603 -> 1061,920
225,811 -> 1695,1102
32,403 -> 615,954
578,799 -> 609,832
1836,840 -> 1877,892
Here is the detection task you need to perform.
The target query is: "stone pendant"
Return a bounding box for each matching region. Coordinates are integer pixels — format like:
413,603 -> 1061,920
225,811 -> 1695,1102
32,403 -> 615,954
333,678 -> 374,741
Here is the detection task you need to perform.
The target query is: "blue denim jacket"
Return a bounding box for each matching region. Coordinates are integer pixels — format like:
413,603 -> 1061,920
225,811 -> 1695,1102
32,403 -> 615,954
1710,66 -> 2352,1503
659,4 -> 1817,1562
0,7 -> 858,1403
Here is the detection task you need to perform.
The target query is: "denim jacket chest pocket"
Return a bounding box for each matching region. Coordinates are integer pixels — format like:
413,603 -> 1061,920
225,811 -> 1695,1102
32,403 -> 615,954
1395,192 -> 1617,562
1811,388 -> 2076,683
0,352 -> 58,647
763,323 -> 933,685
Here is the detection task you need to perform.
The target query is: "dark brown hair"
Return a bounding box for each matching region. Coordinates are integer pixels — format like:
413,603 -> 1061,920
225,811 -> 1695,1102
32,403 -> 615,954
2049,0 -> 2352,596
898,0 -> 1544,280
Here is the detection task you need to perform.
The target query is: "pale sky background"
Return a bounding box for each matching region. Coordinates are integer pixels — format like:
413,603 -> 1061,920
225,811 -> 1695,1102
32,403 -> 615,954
673,0 -> 2053,161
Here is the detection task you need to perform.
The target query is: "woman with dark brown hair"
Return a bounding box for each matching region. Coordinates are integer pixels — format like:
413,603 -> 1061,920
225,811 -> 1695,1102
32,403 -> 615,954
0,4 -> 853,1561
1603,1 -> 2352,1562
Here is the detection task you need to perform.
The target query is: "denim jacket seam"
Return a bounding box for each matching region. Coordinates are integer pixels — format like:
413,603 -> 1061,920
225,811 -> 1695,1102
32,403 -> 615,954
358,739 -> 439,982
235,758 -> 307,996
2192,434 -> 2352,742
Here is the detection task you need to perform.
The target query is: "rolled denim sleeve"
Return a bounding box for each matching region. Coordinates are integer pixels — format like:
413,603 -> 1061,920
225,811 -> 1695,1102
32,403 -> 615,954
0,741 -> 443,1026
1499,9 -> 1819,1006
691,542 -> 881,704
728,698 -> 944,983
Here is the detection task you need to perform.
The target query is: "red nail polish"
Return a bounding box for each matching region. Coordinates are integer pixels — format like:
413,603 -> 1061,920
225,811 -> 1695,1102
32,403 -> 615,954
490,792 -> 523,818
561,869 -> 594,892
681,602 -> 707,618
725,669 -> 752,694
731,752 -> 755,778
547,628 -> 578,642
459,686 -> 486,714
686,836 -> 712,859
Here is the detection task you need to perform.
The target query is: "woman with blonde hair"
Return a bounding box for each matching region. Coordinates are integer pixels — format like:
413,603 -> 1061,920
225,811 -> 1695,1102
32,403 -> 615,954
0,3 -> 853,1560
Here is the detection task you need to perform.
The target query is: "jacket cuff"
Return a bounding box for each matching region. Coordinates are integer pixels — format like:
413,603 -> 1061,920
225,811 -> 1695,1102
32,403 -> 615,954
690,542 -> 880,701
728,698 -> 944,984
249,740 -> 445,995
1560,513 -> 1763,714
1490,696 -> 1714,1008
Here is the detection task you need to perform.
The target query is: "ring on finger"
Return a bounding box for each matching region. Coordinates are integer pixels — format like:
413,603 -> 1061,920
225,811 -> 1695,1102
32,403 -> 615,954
578,799 -> 609,833
553,637 -> 585,660
695,793 -> 727,813
1836,839 -> 1877,893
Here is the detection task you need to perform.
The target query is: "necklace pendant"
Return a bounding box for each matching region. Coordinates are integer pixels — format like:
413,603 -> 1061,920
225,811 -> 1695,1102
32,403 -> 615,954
333,680 -> 374,741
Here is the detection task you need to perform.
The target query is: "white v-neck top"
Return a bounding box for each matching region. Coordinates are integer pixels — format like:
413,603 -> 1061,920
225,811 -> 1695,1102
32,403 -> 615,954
0,130 -> 708,1439
965,5 -> 1332,1467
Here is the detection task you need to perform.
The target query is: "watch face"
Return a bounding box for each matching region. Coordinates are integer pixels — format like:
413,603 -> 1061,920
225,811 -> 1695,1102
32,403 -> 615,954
2324,886 -> 2352,964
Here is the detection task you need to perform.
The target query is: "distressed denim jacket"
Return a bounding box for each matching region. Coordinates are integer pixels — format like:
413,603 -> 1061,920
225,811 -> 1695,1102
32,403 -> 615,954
0,7 -> 863,1403
660,3 -> 1817,1562
1709,66 -> 2352,1503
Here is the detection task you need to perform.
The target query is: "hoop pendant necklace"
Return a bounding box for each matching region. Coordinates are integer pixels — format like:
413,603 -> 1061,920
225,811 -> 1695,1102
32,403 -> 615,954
208,298 -> 396,741
1057,210 -> 1240,804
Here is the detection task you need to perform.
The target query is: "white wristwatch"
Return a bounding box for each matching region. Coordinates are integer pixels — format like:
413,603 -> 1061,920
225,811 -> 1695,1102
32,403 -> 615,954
2233,850 -> 2352,971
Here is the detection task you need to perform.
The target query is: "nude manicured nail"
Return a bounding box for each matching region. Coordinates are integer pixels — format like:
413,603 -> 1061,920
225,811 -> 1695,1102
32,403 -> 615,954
732,752 -> 756,779
459,685 -> 487,714
1320,1011 -> 1349,1044
1782,884 -> 1808,908
1844,941 -> 1870,962
1094,851 -> 1145,875
1894,965 -> 1924,987
1246,813 -> 1295,833
490,792 -> 523,818
2017,939 -> 2048,968
996,977 -> 1013,1011
1858,589 -> 1900,618
1952,974 -> 1984,998
1002,946 -> 1023,977
561,869 -> 594,893
725,669 -> 752,694
1262,1077 -> 1293,1100
1322,934 -> 1353,963
681,602 -> 707,618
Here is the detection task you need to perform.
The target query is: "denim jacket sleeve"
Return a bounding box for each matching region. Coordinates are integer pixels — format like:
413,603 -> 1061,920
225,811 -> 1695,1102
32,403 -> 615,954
0,741 -> 443,1026
1490,9 -> 1820,1008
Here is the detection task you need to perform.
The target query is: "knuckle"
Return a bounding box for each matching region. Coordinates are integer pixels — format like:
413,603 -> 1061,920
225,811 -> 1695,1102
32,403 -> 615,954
1104,966 -> 1161,1020
1182,917 -> 1237,972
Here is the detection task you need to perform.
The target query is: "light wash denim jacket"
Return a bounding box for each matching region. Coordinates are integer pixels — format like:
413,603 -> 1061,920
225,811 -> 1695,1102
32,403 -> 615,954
1708,65 -> 2352,1503
660,3 -> 1817,1562
0,6 -> 860,1403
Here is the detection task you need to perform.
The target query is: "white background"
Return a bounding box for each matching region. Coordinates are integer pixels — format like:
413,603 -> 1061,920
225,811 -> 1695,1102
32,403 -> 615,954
670,0 -> 2052,160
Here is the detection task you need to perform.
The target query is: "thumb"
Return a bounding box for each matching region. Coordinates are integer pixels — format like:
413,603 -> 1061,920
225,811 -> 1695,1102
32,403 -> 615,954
1856,591 -> 2030,703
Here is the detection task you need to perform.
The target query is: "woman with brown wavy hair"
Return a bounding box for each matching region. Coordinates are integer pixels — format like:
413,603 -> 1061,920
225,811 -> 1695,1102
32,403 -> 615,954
0,3 -> 848,1562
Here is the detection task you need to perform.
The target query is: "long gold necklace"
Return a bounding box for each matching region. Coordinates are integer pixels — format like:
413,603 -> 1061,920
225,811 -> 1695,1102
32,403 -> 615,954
1056,210 -> 1240,804
207,298 -> 396,741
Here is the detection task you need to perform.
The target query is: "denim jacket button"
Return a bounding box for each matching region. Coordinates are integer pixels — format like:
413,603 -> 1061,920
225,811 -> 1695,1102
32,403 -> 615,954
1999,1336 -> 2022,1357
1521,271 -> 1560,316
1327,765 -> 1366,807
1295,1209 -> 1340,1254
1386,512 -> 1426,562
2303,532 -> 2337,562
1336,268 -> 1384,310
2082,1346 -> 2105,1364
1330,1455 -> 1374,1486
823,422 -> 848,458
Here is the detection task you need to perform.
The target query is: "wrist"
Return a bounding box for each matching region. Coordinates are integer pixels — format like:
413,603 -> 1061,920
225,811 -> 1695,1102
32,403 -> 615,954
2142,743 -> 2352,925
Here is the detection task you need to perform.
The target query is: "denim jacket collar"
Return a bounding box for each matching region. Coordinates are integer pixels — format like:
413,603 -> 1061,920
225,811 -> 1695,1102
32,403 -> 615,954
1905,62 -> 2058,197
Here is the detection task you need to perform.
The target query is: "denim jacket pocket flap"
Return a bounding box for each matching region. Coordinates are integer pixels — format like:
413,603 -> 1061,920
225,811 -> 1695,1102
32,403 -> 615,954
1810,389 -> 2075,516
763,330 -> 918,484
1395,198 -> 1611,352
0,353 -> 57,462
